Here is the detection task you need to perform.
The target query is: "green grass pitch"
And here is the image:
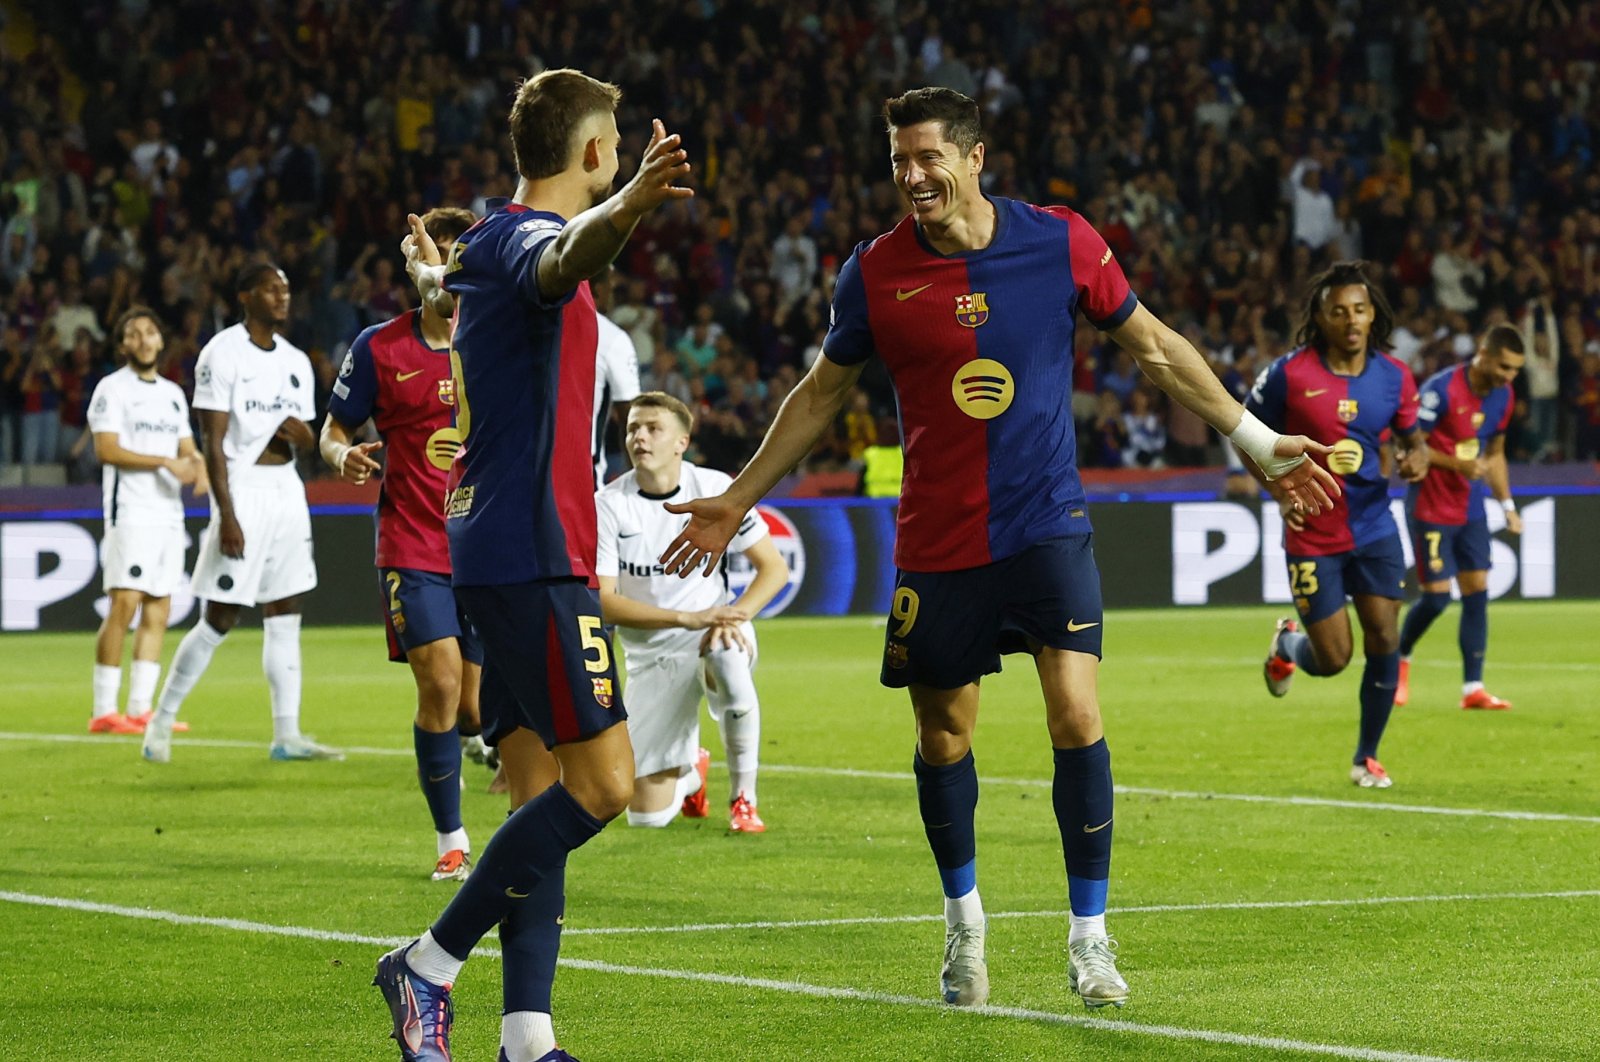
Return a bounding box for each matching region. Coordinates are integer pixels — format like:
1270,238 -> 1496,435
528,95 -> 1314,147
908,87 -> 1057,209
3,601 -> 1598,1060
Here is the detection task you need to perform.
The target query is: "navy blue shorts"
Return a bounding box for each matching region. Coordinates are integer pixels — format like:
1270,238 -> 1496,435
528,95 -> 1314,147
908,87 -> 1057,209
881,534 -> 1104,690
380,568 -> 485,666
1285,533 -> 1408,625
456,579 -> 626,749
1410,519 -> 1490,584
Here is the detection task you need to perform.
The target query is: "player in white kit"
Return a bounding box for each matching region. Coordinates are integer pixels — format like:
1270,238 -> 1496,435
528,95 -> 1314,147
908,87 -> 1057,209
142,263 -> 340,763
86,306 -> 206,734
596,392 -> 789,832
591,268 -> 641,486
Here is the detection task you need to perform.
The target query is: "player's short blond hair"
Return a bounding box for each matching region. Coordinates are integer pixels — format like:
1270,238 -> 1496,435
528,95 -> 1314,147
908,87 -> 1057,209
509,68 -> 623,181
630,391 -> 694,434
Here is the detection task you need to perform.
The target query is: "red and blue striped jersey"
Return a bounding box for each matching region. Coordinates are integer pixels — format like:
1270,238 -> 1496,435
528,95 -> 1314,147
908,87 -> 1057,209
823,197 -> 1137,572
327,310 -> 457,573
1247,347 -> 1420,555
1409,363 -> 1512,526
441,202 -> 598,587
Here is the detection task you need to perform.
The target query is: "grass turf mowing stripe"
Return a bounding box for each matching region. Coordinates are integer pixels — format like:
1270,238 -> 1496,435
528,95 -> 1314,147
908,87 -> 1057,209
0,890 -> 1473,1062
5,730 -> 1599,825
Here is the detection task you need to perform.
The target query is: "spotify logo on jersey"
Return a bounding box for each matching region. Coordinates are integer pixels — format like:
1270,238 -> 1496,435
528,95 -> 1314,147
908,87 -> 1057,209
951,359 -> 1014,420
1327,438 -> 1364,475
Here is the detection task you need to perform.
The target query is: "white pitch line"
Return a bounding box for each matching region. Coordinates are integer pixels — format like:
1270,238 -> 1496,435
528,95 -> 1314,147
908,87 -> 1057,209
5,730 -> 1598,825
0,890 -> 1472,1062
562,888 -> 1600,936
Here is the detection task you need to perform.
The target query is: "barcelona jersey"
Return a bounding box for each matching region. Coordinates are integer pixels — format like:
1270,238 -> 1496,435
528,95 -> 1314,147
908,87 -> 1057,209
1247,347 -> 1419,556
327,311 -> 458,573
1409,364 -> 1513,526
823,196 -> 1138,572
441,201 -> 599,587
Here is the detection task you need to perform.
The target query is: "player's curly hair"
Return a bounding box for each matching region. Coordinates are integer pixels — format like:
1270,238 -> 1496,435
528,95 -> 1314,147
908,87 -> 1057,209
1294,260 -> 1395,352
509,68 -> 622,181
109,304 -> 165,364
883,87 -> 983,155
234,260 -> 284,296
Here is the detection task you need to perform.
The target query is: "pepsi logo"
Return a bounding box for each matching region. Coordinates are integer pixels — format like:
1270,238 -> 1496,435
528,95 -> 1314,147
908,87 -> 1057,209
725,505 -> 806,616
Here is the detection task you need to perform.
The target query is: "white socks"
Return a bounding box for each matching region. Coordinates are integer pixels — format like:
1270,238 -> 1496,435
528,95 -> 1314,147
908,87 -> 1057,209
1463,680 -> 1484,695
501,1011 -> 556,1061
128,660 -> 161,715
1069,913 -> 1107,944
626,800 -> 680,828
155,620 -> 227,720
945,888 -> 984,929
92,664 -> 121,718
720,707 -> 760,806
405,930 -> 463,987
437,828 -> 470,858
263,614 -> 303,743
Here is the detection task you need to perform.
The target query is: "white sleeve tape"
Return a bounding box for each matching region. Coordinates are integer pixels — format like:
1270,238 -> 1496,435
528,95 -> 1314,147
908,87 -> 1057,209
1230,408 -> 1305,479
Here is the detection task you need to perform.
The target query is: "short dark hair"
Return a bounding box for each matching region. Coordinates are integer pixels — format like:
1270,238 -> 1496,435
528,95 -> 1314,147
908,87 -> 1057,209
1482,322 -> 1525,355
234,260 -> 284,296
110,305 -> 164,362
508,69 -> 623,181
882,87 -> 983,155
421,207 -> 477,246
1295,260 -> 1395,351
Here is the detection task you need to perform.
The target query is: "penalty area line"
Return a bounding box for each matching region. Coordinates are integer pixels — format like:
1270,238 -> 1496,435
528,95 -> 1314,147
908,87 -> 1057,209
0,890 -> 1471,1062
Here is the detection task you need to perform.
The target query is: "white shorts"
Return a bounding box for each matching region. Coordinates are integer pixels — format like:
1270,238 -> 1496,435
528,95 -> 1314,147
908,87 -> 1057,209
101,523 -> 186,597
623,623 -> 757,778
190,463 -> 317,607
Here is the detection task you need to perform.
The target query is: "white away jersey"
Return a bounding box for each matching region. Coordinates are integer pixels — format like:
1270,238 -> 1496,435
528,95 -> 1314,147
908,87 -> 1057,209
87,366 -> 193,527
596,463 -> 768,655
592,312 -> 641,485
191,323 -> 315,475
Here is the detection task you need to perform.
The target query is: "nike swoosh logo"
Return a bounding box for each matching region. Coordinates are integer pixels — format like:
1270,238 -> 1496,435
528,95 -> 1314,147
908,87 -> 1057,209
926,822 -> 951,830
396,370 -> 424,382
1066,620 -> 1100,632
1083,819 -> 1112,833
619,532 -> 640,539
427,771 -> 456,783
895,284 -> 933,301
1303,388 -> 1329,398
505,887 -> 530,899
555,915 -> 565,925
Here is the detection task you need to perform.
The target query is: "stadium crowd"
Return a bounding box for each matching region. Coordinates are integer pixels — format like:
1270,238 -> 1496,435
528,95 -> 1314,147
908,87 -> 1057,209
4,0 -> 1600,486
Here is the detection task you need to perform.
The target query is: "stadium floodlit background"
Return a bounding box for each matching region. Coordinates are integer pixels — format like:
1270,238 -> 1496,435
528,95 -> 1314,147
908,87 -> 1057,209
1,2 -> 1597,1060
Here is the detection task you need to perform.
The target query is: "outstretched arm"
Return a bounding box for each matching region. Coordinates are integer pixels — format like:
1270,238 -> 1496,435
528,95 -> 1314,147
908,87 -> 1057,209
1107,302 -> 1340,512
660,355 -> 864,576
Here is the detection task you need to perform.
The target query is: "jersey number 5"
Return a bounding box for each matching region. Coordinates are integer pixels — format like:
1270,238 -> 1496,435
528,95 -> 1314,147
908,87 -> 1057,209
578,616 -> 610,674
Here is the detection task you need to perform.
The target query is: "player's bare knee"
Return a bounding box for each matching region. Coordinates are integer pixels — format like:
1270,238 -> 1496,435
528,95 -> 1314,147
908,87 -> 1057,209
1365,629 -> 1400,657
1046,698 -> 1101,747
203,602 -> 240,634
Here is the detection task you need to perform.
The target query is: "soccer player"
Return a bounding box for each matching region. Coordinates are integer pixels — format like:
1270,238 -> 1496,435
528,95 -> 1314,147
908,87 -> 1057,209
374,69 -> 692,1062
1251,261 -> 1428,788
140,264 -> 340,764
1396,325 -> 1525,710
660,88 -> 1337,1011
320,206 -> 488,881
597,392 -> 787,833
87,306 -> 206,734
590,268 -> 640,486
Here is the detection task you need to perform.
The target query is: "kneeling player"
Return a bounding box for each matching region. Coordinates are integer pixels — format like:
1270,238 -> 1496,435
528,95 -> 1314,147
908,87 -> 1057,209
1398,325 -> 1524,710
321,207 -> 487,880
1251,263 -> 1427,788
597,393 -> 786,832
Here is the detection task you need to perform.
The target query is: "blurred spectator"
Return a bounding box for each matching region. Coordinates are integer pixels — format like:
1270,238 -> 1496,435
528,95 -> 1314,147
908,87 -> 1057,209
1091,391 -> 1128,469
1520,296 -> 1563,461
1122,389 -> 1167,469
1574,349 -> 1600,461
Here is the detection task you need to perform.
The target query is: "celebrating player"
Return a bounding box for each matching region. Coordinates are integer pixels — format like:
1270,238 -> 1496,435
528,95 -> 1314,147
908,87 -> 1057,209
1252,261 -> 1428,788
320,206 -> 488,882
597,392 -> 787,832
86,307 -> 206,734
660,88 -> 1337,1011
1396,325 -> 1525,710
141,264 -> 340,764
374,69 -> 692,1062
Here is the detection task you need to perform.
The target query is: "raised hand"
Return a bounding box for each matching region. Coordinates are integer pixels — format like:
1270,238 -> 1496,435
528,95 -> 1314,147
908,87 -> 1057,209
402,212 -> 443,282
660,492 -> 745,578
617,119 -> 694,220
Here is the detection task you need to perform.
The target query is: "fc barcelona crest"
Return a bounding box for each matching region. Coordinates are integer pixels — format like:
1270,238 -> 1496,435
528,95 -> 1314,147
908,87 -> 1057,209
439,378 -> 456,406
1471,411 -> 1485,429
955,292 -> 989,328
1336,398 -> 1359,423
592,677 -> 615,709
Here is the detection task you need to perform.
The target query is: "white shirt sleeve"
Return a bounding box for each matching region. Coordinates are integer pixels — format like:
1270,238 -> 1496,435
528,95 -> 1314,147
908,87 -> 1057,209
191,341 -> 234,412
87,377 -> 122,436
600,316 -> 641,402
175,386 -> 194,440
728,506 -> 770,554
594,490 -> 621,578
